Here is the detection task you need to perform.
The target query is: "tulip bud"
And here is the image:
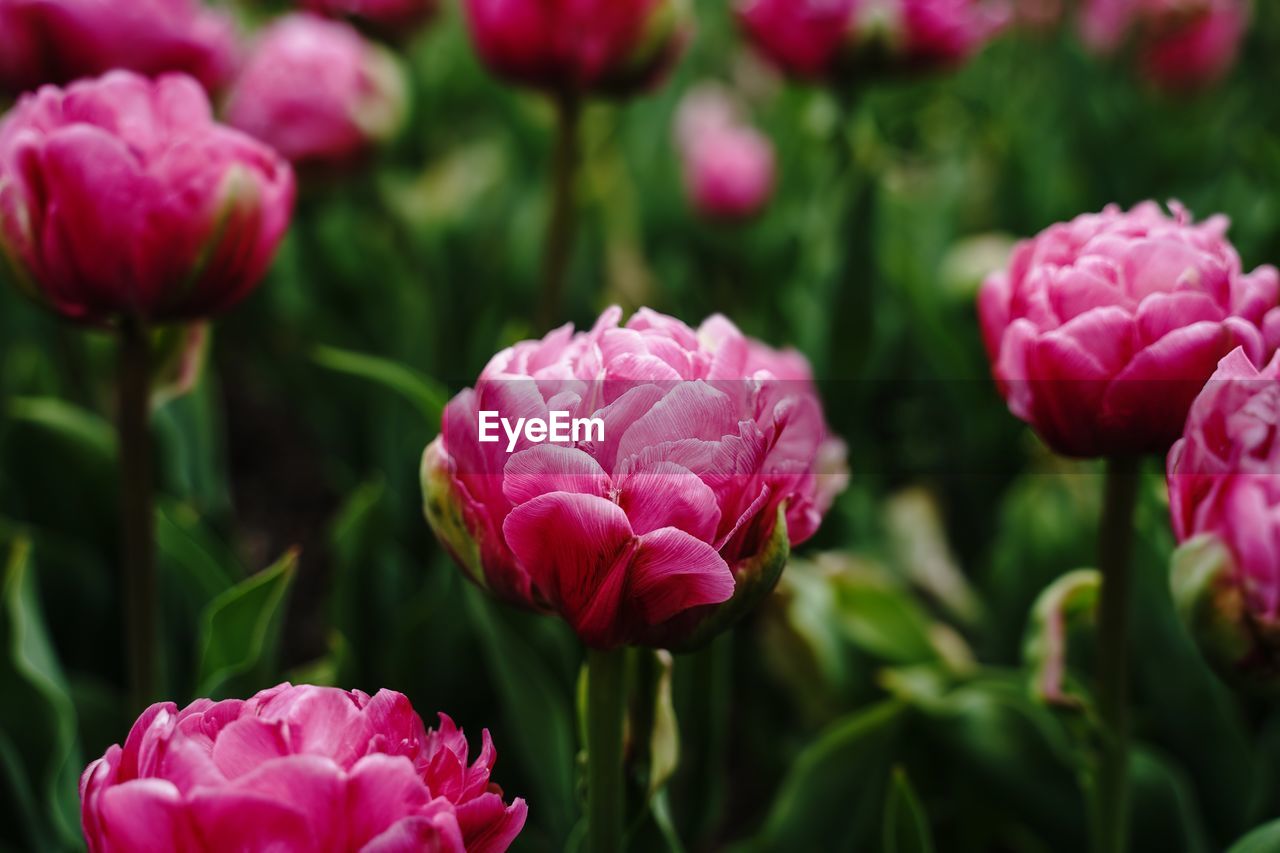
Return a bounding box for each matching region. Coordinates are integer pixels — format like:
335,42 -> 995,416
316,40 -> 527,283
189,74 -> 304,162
80,683 -> 527,851
0,71 -> 294,325
302,0 -> 439,37
463,0 -> 690,96
225,14 -> 408,171
421,306 -> 848,650
0,0 -> 237,95
674,86 -> 776,221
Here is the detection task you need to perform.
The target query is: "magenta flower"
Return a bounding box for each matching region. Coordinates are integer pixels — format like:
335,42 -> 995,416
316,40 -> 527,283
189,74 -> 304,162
0,0 -> 237,95
80,683 -> 527,852
225,14 -> 407,170
978,202 -> 1280,458
463,0 -> 689,96
422,307 -> 847,649
302,0 -> 439,36
675,87 -> 776,221
1167,348 -> 1280,673
1080,0 -> 1248,90
736,0 -> 1008,81
0,71 -> 294,325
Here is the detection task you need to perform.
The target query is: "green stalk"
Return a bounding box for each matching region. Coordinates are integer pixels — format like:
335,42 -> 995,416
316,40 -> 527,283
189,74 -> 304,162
586,647 -> 628,853
1094,455 -> 1141,853
118,317 -> 155,711
538,91 -> 581,331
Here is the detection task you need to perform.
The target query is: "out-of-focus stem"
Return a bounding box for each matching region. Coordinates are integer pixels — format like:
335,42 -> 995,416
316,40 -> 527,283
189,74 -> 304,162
586,646 -> 627,853
1094,455 -> 1141,853
118,317 -> 155,712
538,91 -> 581,331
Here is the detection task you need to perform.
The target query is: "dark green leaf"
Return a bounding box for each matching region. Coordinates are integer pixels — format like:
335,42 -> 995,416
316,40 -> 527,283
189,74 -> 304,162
883,766 -> 933,853
196,550 -> 297,697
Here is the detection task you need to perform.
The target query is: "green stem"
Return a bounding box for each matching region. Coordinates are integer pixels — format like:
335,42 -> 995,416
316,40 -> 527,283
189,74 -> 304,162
586,647 -> 627,853
1094,455 -> 1141,853
118,317 -> 155,712
538,91 -> 580,331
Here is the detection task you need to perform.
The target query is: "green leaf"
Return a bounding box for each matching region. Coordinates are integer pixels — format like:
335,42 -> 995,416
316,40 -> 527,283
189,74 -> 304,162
1023,569 -> 1100,711
312,344 -> 447,426
1229,819 -> 1280,853
196,550 -> 297,697
5,396 -> 114,461
883,766 -> 933,853
149,322 -> 210,411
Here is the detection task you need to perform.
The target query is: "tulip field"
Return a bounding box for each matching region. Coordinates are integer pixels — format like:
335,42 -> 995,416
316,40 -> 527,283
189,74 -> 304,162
5,0 -> 1280,851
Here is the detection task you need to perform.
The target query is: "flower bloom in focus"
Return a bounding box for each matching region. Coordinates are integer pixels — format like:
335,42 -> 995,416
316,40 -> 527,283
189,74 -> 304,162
225,14 -> 407,170
0,71 -> 294,325
422,306 -> 848,649
1079,0 -> 1248,90
80,683 -> 527,852
1168,348 -> 1280,675
302,0 -> 438,36
463,0 -> 690,96
736,0 -> 1008,81
675,85 -> 776,221
0,0 -> 237,95
978,201 -> 1280,458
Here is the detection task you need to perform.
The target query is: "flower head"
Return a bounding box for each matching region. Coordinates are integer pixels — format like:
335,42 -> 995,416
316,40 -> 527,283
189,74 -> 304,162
675,85 -> 776,221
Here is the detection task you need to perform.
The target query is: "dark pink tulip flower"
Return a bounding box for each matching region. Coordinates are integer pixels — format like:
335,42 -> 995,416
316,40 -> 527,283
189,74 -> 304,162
422,306 -> 848,650
979,202 -> 1280,458
737,0 -> 1008,81
1080,0 -> 1248,91
302,0 -> 439,38
0,0 -> 237,95
1168,348 -> 1280,675
675,86 -> 776,221
225,14 -> 407,170
0,71 -> 294,325
80,683 -> 527,852
463,0 -> 690,96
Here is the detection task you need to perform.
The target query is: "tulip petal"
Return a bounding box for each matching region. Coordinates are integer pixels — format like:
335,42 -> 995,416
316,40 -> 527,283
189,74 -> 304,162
630,527 -> 735,624
502,445 -> 610,505
619,460 -> 721,540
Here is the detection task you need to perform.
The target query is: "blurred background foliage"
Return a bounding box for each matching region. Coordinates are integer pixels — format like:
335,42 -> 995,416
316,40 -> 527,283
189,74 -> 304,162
3,0 -> 1280,850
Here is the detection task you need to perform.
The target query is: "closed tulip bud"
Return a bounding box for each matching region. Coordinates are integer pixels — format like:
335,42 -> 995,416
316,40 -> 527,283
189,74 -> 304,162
422,306 -> 847,650
225,14 -> 408,171
463,0 -> 690,96
0,71 -> 294,325
675,86 -> 776,221
80,683 -> 527,852
978,201 -> 1280,458
302,0 -> 439,37
736,0 -> 1008,82
0,0 -> 237,95
1168,348 -> 1280,680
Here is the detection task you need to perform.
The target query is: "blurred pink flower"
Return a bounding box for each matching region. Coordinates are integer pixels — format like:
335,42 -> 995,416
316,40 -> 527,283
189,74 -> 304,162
302,0 -> 438,37
463,0 -> 689,96
1080,0 -> 1248,90
225,14 -> 407,170
0,0 -> 237,95
422,306 -> 847,649
80,683 -> 527,853
675,86 -> 776,221
978,201 -> 1280,457
736,0 -> 1008,81
0,71 -> 294,324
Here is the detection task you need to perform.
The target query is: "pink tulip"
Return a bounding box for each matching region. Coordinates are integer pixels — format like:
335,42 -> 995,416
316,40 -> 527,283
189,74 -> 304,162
1167,348 -> 1280,672
675,86 -> 776,221
463,0 -> 689,96
1080,0 -> 1247,90
302,0 -> 438,35
0,71 -> 294,325
736,0 -> 1008,81
224,14 -> 407,170
0,0 -> 237,95
422,307 -> 847,649
978,201 -> 1280,458
80,683 -> 527,853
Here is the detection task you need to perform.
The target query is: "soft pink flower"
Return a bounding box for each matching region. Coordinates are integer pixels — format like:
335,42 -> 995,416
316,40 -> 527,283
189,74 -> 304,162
422,307 -> 847,649
0,71 -> 294,324
978,202 -> 1280,458
0,0 -> 237,95
225,14 -> 407,170
302,0 -> 438,35
463,0 -> 689,96
736,0 -> 1008,81
80,683 -> 527,853
675,86 -> 776,221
